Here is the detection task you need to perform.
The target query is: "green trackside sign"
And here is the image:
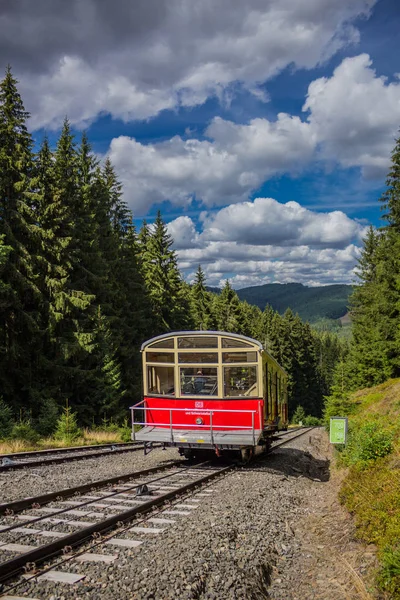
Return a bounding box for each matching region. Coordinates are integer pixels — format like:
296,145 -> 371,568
330,417 -> 348,444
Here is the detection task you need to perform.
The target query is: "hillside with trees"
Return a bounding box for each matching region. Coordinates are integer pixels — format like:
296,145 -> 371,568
323,131 -> 400,598
0,67 -> 344,437
235,282 -> 353,322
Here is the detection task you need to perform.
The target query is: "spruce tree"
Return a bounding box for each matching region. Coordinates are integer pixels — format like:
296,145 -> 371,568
349,227 -> 394,386
115,218 -> 152,404
380,131 -> 400,229
215,280 -> 245,333
0,67 -> 43,411
49,122 -> 96,420
141,212 -> 190,331
191,265 -> 214,330
101,162 -> 152,404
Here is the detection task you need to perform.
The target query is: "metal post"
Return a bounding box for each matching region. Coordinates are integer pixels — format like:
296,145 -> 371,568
169,409 -> 173,443
210,411 -> 214,446
131,409 -> 135,441
252,412 -> 255,446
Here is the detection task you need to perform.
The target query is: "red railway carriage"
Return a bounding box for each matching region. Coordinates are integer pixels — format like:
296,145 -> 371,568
131,331 -> 288,458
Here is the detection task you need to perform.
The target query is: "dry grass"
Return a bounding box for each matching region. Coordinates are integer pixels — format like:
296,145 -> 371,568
0,428 -> 126,454
82,429 -> 124,444
338,556 -> 375,600
0,439 -> 35,454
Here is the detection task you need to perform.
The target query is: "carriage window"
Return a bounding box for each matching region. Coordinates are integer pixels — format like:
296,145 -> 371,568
223,366 -> 258,397
222,338 -> 254,348
148,338 -> 174,349
146,352 -> 174,363
147,366 -> 175,396
180,368 -> 218,396
222,351 -> 257,363
178,352 -> 218,363
178,336 -> 218,348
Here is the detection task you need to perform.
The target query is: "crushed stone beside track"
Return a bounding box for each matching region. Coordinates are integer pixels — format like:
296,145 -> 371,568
0,447 -> 181,504
1,430 -> 378,599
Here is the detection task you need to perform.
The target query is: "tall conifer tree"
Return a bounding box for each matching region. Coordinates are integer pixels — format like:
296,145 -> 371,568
141,212 -> 190,331
191,265 -> 214,330
0,67 -> 43,410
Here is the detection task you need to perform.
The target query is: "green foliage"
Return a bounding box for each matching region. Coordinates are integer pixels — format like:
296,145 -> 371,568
54,403 -> 82,443
342,134 -> 400,390
97,417 -> 132,442
215,281 -> 246,333
119,425 -> 132,443
0,66 -> 45,413
291,407 -> 321,426
236,282 -> 352,322
303,415 -> 322,426
0,68 -> 341,441
340,422 -> 393,466
190,265 -> 214,330
140,211 -> 191,332
10,421 -> 40,443
35,398 -> 59,437
337,380 -> 400,596
378,545 -> 400,597
291,405 -> 306,424
0,397 -> 14,439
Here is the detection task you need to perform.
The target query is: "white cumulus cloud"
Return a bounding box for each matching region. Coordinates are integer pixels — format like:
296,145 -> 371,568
166,197 -> 366,287
108,115 -> 316,213
2,0 -> 376,129
108,54 -> 400,214
304,53 -> 400,177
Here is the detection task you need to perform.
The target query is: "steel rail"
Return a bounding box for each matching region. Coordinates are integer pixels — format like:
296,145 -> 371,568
0,462 -> 233,583
0,460 -> 184,516
0,426 -> 319,588
0,444 -> 154,473
270,427 -> 316,450
0,461 -> 210,535
0,441 -> 141,461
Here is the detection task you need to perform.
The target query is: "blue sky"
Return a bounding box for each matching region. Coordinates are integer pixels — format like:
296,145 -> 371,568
2,0 -> 400,287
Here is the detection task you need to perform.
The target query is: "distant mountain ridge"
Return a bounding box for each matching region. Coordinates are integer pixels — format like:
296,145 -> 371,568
208,282 -> 353,323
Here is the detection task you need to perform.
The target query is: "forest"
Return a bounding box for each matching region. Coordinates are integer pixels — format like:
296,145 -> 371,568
324,127 -> 400,403
322,131 -> 400,598
0,67 -> 344,434
0,64 -> 399,595
235,282 -> 352,323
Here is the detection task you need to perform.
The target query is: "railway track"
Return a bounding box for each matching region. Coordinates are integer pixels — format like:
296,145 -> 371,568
0,429 -> 305,472
0,442 -> 150,472
0,426 -> 314,597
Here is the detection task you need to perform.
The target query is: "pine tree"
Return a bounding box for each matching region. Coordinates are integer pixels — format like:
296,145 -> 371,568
0,235 -> 11,307
190,265 -> 214,330
141,212 -> 191,331
100,163 -> 152,405
349,227 -> 394,386
114,217 -> 151,404
0,67 -> 44,411
215,280 -> 245,333
380,131 -> 400,229
102,158 -> 131,237
48,122 -> 96,420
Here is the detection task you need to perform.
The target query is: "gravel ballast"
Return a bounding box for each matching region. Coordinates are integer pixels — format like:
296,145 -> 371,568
0,447 -> 181,504
1,429 -> 377,599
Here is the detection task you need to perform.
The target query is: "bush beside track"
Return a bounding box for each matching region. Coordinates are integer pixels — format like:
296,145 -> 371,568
327,379 -> 400,598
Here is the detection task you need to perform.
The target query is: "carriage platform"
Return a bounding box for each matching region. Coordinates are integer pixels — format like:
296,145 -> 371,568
133,425 -> 263,449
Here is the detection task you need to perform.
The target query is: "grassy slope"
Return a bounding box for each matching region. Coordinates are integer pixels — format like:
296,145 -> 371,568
337,380 -> 400,598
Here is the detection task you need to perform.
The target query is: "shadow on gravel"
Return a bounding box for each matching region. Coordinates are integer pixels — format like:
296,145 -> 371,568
241,447 -> 330,482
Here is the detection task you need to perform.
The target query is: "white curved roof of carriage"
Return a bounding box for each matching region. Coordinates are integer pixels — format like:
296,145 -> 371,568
141,331 -> 287,375
141,330 -> 263,351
